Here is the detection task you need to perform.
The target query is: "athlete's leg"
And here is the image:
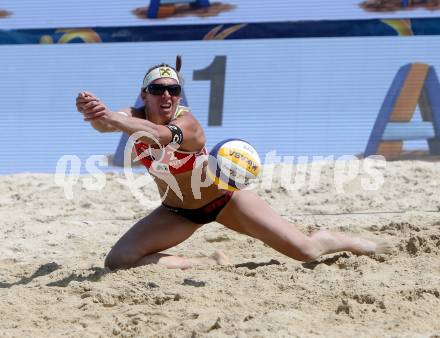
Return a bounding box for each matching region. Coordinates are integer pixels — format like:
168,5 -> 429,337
104,206 -> 229,270
216,190 -> 390,262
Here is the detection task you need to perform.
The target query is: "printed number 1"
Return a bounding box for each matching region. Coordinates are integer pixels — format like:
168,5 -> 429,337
193,56 -> 227,126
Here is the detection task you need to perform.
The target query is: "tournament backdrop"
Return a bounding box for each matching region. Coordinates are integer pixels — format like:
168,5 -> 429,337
0,1 -> 439,174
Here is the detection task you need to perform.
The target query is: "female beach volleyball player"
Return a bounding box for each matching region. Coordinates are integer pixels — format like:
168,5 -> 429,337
76,59 -> 388,270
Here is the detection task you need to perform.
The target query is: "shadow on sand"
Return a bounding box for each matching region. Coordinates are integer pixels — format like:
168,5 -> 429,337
0,262 -> 61,288
46,267 -> 107,287
234,259 -> 281,270
0,262 -> 108,288
301,252 -> 350,270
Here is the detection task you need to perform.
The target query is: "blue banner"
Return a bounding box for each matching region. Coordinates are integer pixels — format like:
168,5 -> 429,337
2,19 -> 440,45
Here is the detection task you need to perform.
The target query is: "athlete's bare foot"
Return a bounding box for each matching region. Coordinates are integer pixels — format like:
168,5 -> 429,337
368,239 -> 393,255
209,250 -> 230,266
134,250 -> 230,269
179,250 -> 230,269
310,229 -> 392,257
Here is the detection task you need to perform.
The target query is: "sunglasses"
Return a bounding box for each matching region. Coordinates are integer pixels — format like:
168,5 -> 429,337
145,84 -> 182,96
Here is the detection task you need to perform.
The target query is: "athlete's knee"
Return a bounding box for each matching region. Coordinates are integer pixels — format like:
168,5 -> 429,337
104,252 -> 122,271
104,248 -> 138,271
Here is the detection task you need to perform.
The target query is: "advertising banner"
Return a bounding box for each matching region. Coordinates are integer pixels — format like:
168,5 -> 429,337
1,0 -> 440,30
1,35 -> 439,173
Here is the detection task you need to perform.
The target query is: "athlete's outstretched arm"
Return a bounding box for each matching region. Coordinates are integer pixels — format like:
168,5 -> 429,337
76,91 -> 205,151
100,110 -> 205,151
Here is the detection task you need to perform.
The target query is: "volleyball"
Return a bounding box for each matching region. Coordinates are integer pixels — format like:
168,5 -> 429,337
208,139 -> 261,191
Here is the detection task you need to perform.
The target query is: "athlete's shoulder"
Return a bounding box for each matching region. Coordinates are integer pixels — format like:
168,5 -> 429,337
174,105 -> 191,119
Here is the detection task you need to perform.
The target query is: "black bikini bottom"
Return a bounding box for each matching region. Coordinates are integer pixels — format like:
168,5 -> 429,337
162,191 -> 234,224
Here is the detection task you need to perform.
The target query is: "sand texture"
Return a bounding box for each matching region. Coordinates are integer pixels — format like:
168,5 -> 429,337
0,160 -> 439,338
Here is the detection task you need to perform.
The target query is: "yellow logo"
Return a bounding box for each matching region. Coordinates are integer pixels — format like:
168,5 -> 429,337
203,24 -> 247,40
159,67 -> 171,77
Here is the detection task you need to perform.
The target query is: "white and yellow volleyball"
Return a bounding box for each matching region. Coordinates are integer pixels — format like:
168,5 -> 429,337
207,139 -> 261,191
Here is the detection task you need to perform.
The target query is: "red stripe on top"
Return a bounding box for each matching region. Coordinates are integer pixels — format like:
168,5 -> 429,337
134,142 -> 207,175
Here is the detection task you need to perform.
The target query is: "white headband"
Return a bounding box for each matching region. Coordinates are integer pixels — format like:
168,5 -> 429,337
143,66 -> 180,88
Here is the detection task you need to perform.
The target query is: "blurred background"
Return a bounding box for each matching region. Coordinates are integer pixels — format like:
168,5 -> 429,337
1,0 -> 440,174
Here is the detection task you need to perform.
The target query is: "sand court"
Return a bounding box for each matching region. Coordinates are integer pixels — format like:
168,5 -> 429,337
0,161 -> 439,337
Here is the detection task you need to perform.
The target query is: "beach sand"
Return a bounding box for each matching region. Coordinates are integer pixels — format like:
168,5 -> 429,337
0,160 -> 439,337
